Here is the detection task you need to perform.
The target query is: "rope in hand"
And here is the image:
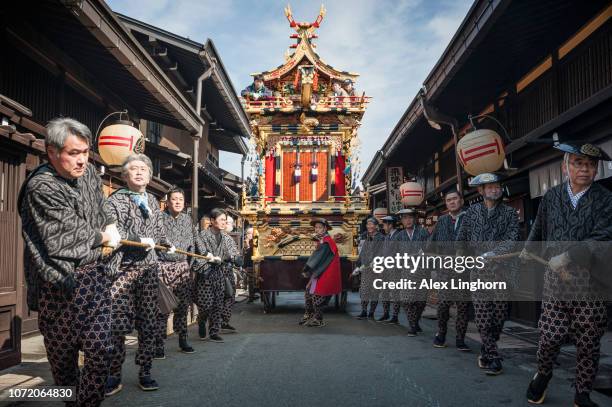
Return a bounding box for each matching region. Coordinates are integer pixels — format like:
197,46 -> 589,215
118,239 -> 211,260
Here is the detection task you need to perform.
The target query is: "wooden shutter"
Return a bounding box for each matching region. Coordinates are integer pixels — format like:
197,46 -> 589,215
0,146 -> 25,369
299,151 -> 313,201
282,150 -> 297,201
315,151 -> 329,200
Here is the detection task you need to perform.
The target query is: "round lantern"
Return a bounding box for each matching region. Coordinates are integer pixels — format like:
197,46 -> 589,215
98,120 -> 145,166
399,181 -> 424,206
456,129 -> 505,176
373,207 -> 387,221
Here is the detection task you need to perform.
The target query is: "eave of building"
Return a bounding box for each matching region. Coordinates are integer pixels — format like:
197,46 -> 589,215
362,0 -> 611,186
64,0 -> 203,132
116,13 -> 251,155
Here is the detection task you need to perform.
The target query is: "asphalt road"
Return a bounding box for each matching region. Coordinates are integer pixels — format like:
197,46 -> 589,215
100,292 -> 609,407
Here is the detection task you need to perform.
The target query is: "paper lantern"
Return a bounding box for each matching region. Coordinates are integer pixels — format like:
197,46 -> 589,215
373,207 -> 387,220
98,121 -> 145,166
399,181 -> 424,206
457,129 -> 505,176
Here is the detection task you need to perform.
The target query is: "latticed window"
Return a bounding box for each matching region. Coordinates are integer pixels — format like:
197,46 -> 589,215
147,121 -> 162,144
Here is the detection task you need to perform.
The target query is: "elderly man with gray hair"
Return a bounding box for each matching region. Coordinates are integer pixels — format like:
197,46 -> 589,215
104,153 -> 175,395
18,117 -> 120,407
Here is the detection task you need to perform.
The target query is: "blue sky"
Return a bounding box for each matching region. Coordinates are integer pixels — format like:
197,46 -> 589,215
108,0 -> 473,181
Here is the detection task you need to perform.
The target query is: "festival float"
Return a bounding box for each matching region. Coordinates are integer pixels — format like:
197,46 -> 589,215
240,5 -> 371,312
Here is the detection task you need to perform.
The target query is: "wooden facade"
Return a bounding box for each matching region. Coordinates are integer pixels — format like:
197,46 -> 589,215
0,141 -> 26,369
0,0 -> 216,370
362,0 -> 612,326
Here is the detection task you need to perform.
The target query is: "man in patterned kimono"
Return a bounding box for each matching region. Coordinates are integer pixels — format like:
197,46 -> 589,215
393,208 -> 430,335
353,217 -> 384,320
192,208 -> 239,342
378,215 -> 400,322
18,117 -> 120,407
104,153 -> 175,395
524,142 -> 612,407
428,188 -> 470,351
154,187 -> 196,357
300,218 -> 342,327
456,173 -> 519,376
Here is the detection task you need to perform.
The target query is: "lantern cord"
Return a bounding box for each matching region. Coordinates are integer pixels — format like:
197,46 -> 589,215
94,109 -> 129,149
467,113 -> 511,144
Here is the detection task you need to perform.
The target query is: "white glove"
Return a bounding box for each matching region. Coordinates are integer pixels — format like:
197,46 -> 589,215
351,267 -> 362,277
481,251 -> 495,265
213,256 -> 223,264
167,245 -> 176,255
519,248 -> 532,262
140,237 -> 156,252
104,223 -> 121,248
549,252 -> 570,272
205,252 -> 215,262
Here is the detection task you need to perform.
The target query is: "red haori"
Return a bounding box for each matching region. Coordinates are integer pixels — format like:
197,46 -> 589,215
313,235 -> 341,296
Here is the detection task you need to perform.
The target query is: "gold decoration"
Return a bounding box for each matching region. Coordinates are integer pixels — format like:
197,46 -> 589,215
580,143 -> 600,157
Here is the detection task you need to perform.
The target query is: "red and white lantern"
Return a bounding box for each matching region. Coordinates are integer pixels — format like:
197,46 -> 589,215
98,121 -> 145,166
399,181 -> 424,206
373,207 -> 387,221
457,129 -> 505,176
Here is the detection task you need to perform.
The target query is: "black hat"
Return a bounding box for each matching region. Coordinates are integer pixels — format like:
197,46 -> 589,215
396,208 -> 417,216
469,172 -> 504,187
310,218 -> 331,230
554,141 -> 611,161
343,78 -> 354,85
254,74 -> 264,81
381,215 -> 396,224
366,217 -> 379,225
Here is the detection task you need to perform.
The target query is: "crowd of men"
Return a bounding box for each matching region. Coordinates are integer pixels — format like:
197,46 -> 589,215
19,118 -> 243,406
353,142 -> 611,407
16,116 -> 612,407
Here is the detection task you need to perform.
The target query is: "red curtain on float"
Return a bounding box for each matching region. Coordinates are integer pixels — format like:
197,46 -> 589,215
265,153 -> 275,201
335,152 -> 346,198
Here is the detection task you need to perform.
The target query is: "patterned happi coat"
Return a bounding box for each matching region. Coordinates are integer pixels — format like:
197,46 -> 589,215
18,163 -> 114,311
428,212 -> 466,301
378,229 -> 400,303
105,190 -> 169,275
158,211 -> 196,263
456,201 -> 520,298
192,228 -> 239,335
526,182 -> 612,300
428,212 -> 465,253
193,229 -> 240,279
357,231 -> 384,304
393,225 -> 430,303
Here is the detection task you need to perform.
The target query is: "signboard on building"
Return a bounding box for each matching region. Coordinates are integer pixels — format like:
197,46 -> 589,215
386,166 -> 403,215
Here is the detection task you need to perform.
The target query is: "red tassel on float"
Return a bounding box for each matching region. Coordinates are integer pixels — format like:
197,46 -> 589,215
293,70 -> 301,90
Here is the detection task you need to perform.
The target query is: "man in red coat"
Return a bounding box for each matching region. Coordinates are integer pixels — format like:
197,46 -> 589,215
300,218 -> 341,327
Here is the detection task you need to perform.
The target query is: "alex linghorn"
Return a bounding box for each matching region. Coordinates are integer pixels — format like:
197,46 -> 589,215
373,278 -> 507,292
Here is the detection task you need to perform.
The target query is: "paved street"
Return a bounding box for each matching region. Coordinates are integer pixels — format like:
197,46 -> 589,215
5,292 -> 611,407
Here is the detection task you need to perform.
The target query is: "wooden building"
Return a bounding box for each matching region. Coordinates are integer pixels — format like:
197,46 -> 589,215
118,14 -> 251,215
0,0 -> 248,369
362,0 -> 612,326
